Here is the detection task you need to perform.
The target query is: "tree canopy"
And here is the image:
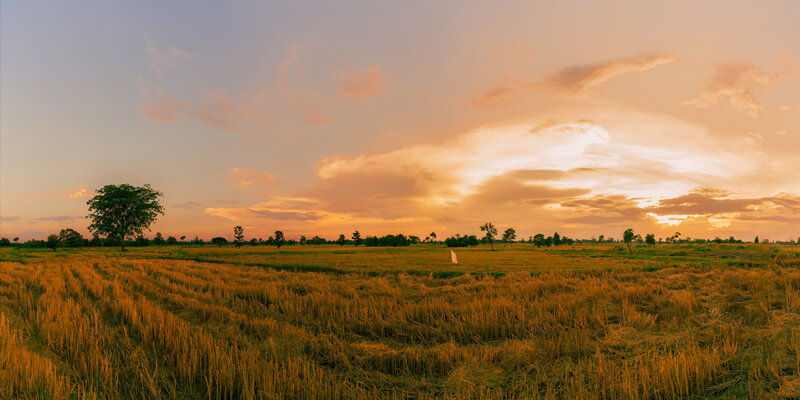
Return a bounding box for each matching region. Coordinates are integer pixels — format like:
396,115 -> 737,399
86,184 -> 163,251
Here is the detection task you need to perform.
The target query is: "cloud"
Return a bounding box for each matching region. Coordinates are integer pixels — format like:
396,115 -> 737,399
681,63 -> 780,117
30,216 -> 82,222
65,188 -> 92,199
228,168 -> 276,187
337,67 -> 387,99
140,45 -> 330,135
469,53 -> 675,108
198,106 -> 796,237
779,105 -> 793,112
172,201 -> 205,209
471,86 -> 513,108
146,41 -> 192,69
0,216 -> 19,222
537,54 -> 676,96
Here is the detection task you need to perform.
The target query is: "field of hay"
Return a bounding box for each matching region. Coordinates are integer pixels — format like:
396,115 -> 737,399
1,243 -> 800,399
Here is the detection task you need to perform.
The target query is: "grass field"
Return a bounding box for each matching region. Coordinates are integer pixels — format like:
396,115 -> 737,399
1,243 -> 800,399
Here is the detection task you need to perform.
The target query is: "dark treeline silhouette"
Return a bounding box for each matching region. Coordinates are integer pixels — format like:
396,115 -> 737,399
3,229 -> 797,249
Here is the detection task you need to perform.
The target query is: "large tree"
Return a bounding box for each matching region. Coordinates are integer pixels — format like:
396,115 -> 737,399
86,184 -> 163,251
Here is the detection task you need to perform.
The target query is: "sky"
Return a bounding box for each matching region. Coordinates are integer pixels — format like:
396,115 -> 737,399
1,0 -> 799,242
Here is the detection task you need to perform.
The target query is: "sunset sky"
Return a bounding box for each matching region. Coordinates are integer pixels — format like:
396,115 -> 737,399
1,0 -> 799,241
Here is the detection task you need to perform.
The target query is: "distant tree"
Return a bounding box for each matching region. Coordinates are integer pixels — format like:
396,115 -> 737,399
533,234 -> 545,247
598,234 -> 605,243
645,233 -> 656,245
166,236 -> 178,245
274,231 -> 285,248
211,237 -> 228,245
233,226 -> 244,247
86,184 -> 163,251
134,235 -> 149,246
46,234 -> 59,251
89,234 -> 104,247
337,234 -> 346,246
180,235 -> 186,241
352,231 -> 362,246
13,237 -> 19,243
623,228 -> 635,254
191,236 -> 204,245
409,235 -> 420,244
754,236 -> 759,244
58,228 -> 85,247
430,232 -> 437,242
553,232 -> 561,246
502,228 -> 517,244
0,238 -> 10,247
153,232 -> 165,246
480,223 -> 498,250
544,236 -> 553,247
299,235 -> 307,245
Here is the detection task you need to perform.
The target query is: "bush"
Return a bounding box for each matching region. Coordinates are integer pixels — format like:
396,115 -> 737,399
444,235 -> 480,247
211,237 -> 228,245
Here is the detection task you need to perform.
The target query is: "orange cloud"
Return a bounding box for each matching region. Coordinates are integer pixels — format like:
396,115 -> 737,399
65,188 -> 92,199
140,46 -> 330,135
228,168 -> 276,187
470,86 -> 513,108
681,63 -> 779,117
338,67 -> 387,99
537,54 -> 676,96
146,41 -> 192,69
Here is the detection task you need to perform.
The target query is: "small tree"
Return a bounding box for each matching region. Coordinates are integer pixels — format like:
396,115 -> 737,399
430,232 -> 437,242
211,237 -> 228,245
233,226 -> 244,247
0,238 -> 10,247
166,236 -> 178,245
299,236 -> 307,245
754,236 -> 759,244
153,232 -> 165,246
180,235 -> 186,241
274,231 -> 285,248
337,234 -> 346,246
480,223 -> 497,250
502,228 -> 516,244
645,233 -> 656,245
623,228 -> 635,254
86,184 -> 163,251
533,234 -> 544,247
352,231 -> 362,246
553,232 -> 561,246
46,234 -> 60,251
59,228 -> 85,247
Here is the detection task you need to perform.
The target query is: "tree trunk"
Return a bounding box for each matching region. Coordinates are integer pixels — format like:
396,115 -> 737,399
490,241 -> 494,251
121,235 -> 126,252
626,243 -> 631,254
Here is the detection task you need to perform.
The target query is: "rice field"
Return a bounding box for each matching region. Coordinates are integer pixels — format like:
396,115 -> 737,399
1,243 -> 800,399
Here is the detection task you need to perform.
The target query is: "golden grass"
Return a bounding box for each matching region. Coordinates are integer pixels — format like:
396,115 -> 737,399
0,247 -> 798,398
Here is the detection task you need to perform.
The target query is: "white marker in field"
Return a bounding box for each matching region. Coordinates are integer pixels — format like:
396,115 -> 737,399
450,250 -> 458,264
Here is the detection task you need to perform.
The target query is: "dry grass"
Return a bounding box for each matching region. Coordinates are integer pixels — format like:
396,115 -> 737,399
0,245 -> 799,399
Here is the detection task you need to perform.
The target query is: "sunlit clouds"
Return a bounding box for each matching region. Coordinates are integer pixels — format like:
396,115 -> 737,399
682,63 -> 783,117
140,46 -> 386,136
228,168 -> 276,187
337,67 -> 387,100
536,54 -> 676,96
471,53 -> 676,108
